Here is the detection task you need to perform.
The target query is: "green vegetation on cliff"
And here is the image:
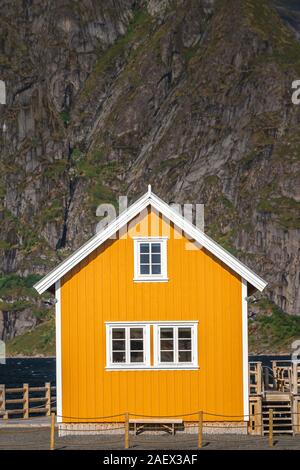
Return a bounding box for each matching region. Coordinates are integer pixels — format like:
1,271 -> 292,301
6,320 -> 55,357
249,300 -> 300,354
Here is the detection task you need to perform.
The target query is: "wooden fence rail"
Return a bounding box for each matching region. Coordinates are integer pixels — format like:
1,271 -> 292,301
0,383 -> 56,419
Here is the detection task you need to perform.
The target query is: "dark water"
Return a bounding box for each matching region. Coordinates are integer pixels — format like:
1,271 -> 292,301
0,358 -> 56,387
249,355 -> 291,367
0,356 -> 292,387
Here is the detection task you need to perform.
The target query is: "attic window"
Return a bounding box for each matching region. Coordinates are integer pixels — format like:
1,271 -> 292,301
133,238 -> 168,282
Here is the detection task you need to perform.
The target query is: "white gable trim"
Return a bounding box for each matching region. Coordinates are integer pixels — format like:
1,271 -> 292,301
34,188 -> 267,294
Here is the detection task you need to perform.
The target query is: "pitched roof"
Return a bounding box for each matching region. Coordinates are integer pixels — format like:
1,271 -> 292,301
34,186 -> 267,294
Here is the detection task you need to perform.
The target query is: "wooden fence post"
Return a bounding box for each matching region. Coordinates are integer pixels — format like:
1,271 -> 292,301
0,385 -> 4,417
297,401 -> 300,434
23,384 -> 29,419
0,385 -> 7,420
50,412 -> 55,450
45,382 -> 51,416
198,411 -> 203,448
269,409 -> 273,448
124,412 -> 129,449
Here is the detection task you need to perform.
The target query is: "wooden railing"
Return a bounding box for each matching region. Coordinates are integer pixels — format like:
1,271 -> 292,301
272,360 -> 300,394
249,360 -> 300,396
0,383 -> 56,419
291,361 -> 300,395
249,362 -> 262,395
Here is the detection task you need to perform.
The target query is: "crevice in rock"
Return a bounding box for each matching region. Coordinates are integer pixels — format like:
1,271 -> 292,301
56,143 -> 78,250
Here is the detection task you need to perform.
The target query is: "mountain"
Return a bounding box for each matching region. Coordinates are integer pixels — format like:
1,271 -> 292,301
0,0 -> 300,354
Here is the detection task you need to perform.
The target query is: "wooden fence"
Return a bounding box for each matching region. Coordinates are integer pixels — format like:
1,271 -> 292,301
0,383 -> 56,419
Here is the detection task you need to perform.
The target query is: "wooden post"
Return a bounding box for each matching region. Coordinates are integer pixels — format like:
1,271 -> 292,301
269,409 -> 273,448
0,385 -> 6,419
50,412 -> 55,450
23,384 -> 29,419
297,401 -> 300,434
45,382 -> 51,416
257,362 -> 262,395
292,362 -> 298,395
198,411 -> 203,448
124,412 -> 129,449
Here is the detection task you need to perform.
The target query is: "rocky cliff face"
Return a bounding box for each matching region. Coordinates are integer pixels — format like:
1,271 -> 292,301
0,0 -> 300,342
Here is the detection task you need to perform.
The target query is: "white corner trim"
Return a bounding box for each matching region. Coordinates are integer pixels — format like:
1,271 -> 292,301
34,188 -> 268,294
55,280 -> 62,423
242,278 -> 249,422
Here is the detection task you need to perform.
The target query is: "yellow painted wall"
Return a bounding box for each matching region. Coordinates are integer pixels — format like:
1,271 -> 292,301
60,208 -> 244,422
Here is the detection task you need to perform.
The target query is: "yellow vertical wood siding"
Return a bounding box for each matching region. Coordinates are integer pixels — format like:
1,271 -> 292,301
60,209 -> 244,422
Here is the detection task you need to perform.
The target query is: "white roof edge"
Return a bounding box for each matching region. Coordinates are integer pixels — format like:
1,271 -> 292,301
34,188 -> 268,294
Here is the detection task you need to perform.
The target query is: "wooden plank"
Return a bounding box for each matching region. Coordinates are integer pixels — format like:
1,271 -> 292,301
264,393 -> 290,402
29,407 -> 48,413
5,409 -> 24,415
29,387 -> 46,392
5,387 -> 24,393
29,397 -> 46,403
5,399 -> 25,404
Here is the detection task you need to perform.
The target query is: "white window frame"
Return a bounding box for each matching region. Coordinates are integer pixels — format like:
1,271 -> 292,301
153,323 -> 198,369
133,237 -> 168,282
106,323 -> 151,369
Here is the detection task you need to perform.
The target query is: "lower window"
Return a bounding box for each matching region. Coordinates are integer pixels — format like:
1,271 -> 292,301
154,324 -> 197,367
107,324 -> 150,368
106,322 -> 198,369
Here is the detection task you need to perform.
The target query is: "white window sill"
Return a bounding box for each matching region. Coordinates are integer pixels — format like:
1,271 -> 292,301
106,364 -> 149,370
133,277 -> 169,283
106,366 -> 199,371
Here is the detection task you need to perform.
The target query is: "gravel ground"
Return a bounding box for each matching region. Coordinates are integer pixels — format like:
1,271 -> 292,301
0,427 -> 300,450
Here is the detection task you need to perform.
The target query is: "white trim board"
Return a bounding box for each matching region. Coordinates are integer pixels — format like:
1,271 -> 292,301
55,280 -> 62,423
34,187 -> 267,294
104,320 -> 199,325
242,279 -> 249,422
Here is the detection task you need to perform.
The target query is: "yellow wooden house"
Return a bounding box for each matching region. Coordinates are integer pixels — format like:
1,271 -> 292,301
34,187 -> 267,430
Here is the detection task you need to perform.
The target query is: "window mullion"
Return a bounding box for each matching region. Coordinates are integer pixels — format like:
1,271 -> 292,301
158,327 -> 161,364
174,327 -> 178,364
191,326 -> 194,365
138,243 -> 141,276
126,328 -> 130,364
143,327 -> 146,364
110,327 -> 112,365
